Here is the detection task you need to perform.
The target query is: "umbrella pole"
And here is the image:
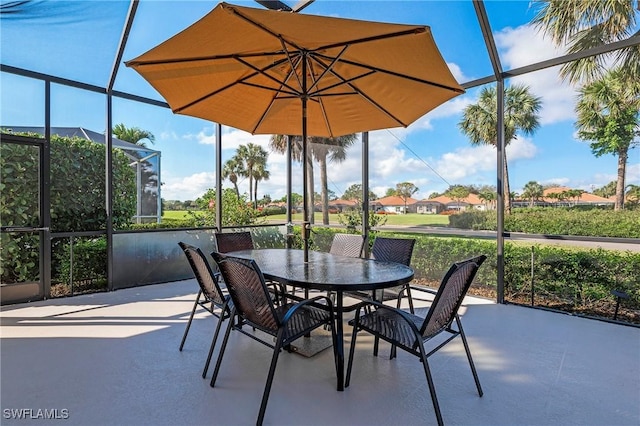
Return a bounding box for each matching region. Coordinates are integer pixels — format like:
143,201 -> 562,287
302,98 -> 310,263
301,56 -> 310,263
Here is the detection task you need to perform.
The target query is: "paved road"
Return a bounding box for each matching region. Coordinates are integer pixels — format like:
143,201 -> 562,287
378,225 -> 640,252
266,220 -> 640,252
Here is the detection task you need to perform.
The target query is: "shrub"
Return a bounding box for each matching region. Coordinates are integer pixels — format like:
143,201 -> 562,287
1,134 -> 136,284
259,205 -> 286,216
451,207 -> 640,238
54,237 -> 108,295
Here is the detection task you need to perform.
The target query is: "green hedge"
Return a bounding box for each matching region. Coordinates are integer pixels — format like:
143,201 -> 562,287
293,228 -> 639,322
53,237 -> 108,296
450,207 -> 640,238
1,134 -> 136,284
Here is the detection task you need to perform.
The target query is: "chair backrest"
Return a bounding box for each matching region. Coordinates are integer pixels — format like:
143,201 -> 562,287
420,255 -> 487,338
329,233 -> 365,258
370,237 -> 415,266
178,242 -> 227,306
214,231 -> 254,253
210,251 -> 279,331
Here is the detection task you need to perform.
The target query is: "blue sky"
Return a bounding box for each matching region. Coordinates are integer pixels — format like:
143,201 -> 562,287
1,0 -> 638,202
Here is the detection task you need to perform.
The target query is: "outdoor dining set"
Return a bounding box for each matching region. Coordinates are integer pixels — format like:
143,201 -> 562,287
125,4 -> 484,423
178,231 -> 486,426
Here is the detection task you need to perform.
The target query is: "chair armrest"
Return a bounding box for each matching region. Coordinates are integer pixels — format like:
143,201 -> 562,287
282,295 -> 334,323
409,285 -> 438,296
352,300 -> 422,336
396,284 -> 437,300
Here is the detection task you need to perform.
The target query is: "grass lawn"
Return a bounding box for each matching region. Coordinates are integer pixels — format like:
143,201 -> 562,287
162,210 -> 450,226
162,210 -> 196,220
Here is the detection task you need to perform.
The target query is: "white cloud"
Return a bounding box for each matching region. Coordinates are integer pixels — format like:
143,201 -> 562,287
625,161 -> 640,185
162,172 -> 216,201
194,126 -> 271,151
540,177 -> 570,187
434,136 -> 537,182
159,130 -> 180,141
414,95 -> 474,131
447,62 -> 467,83
494,24 -> 578,125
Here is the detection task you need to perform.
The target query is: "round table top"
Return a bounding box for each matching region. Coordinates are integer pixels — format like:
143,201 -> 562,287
227,248 -> 414,292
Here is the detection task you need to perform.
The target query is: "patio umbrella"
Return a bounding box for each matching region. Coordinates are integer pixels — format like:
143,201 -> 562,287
126,2 -> 464,260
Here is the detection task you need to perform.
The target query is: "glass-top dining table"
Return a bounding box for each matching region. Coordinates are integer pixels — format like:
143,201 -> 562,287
227,248 -> 415,391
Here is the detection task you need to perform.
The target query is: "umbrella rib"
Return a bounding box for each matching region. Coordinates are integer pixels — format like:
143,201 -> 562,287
308,54 -> 409,128
316,52 -> 464,94
312,27 -> 428,53
173,54 -> 300,114
223,2 -> 429,68
252,54 -> 306,134
235,55 -> 303,96
127,50 -> 287,67
307,71 -> 375,97
280,38 -> 305,98
224,3 -> 311,55
304,57 -> 333,136
306,44 -> 349,94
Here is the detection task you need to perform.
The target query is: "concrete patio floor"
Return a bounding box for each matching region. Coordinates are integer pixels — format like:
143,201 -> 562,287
1,279 -> 639,426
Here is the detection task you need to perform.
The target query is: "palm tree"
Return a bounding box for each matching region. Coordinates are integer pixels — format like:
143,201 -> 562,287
252,162 -> 270,209
269,134 -> 357,224
593,180 -> 618,198
626,184 -> 640,205
521,181 -> 544,207
478,189 -> 497,210
236,143 -> 269,206
269,135 -> 314,222
222,156 -> 244,199
112,123 -> 155,147
309,135 -> 357,224
575,68 -> 640,210
565,188 -> 585,206
532,0 -> 640,85
458,84 -> 542,214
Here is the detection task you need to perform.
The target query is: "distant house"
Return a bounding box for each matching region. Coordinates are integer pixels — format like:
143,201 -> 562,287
427,193 -> 486,211
371,195 -> 418,214
415,199 -> 443,214
327,198 -> 358,213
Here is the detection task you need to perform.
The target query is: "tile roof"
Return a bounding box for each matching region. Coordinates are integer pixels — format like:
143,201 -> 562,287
372,195 -> 419,206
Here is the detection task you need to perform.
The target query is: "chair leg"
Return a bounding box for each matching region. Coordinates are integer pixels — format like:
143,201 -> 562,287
456,315 -> 483,397
406,285 -> 415,314
418,343 -> 444,426
257,330 -> 285,426
210,309 -> 236,388
202,305 -> 228,379
179,290 -> 202,351
345,320 -> 360,388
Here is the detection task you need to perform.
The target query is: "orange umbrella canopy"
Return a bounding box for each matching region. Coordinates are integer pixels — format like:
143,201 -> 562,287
126,2 -> 464,138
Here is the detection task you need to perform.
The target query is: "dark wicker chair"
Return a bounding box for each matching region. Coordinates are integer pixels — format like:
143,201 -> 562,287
214,231 -> 283,302
329,233 -> 365,258
214,231 -> 254,253
326,233 -> 365,303
345,255 -> 487,426
177,242 -> 233,379
347,236 -> 416,313
209,252 -> 338,426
